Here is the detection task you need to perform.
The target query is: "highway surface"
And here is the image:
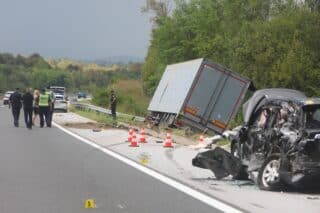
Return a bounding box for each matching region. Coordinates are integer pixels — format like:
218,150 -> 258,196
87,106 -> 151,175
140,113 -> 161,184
0,106 -> 233,213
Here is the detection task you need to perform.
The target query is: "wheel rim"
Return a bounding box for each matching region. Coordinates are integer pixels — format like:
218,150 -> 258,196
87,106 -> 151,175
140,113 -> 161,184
262,159 -> 280,187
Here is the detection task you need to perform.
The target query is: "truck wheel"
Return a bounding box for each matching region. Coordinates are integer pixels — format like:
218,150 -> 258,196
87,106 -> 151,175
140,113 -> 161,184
231,142 -> 248,180
257,154 -> 283,191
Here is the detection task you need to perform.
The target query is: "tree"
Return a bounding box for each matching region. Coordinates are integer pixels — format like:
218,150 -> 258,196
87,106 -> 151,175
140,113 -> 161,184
141,0 -> 172,25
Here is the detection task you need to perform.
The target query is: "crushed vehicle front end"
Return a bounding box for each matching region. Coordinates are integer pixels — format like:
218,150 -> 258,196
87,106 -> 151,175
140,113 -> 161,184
279,102 -> 320,188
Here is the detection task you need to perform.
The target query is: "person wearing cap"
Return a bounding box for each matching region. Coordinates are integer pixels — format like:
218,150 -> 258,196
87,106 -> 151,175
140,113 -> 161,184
22,87 -> 34,129
39,88 -> 52,128
46,86 -> 55,127
9,88 -> 22,127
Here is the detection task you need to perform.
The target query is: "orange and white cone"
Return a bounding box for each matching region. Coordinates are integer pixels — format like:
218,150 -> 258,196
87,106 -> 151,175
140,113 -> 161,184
163,131 -> 174,148
199,134 -> 204,145
139,128 -> 147,143
129,132 -> 139,147
127,128 -> 133,142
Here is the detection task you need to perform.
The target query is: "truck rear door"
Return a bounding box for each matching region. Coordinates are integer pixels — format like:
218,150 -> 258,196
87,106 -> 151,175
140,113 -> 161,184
181,61 -> 251,134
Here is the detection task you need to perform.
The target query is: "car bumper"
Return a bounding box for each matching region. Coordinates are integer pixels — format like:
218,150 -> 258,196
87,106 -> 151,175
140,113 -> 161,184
54,102 -> 68,111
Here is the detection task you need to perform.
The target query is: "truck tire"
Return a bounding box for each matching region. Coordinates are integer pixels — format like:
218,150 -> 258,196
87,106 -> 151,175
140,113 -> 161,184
257,154 -> 283,191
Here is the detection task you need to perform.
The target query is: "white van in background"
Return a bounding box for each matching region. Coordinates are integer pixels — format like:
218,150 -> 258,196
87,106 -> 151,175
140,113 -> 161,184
49,86 -> 68,112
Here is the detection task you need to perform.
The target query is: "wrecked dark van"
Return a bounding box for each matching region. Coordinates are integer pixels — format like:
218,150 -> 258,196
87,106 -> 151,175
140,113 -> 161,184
194,89 -> 320,190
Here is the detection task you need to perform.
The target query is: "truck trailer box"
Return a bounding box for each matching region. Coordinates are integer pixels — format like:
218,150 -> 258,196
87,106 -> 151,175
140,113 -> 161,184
148,58 -> 252,134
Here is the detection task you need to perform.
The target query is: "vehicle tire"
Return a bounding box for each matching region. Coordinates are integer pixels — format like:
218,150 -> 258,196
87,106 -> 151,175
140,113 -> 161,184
231,142 -> 249,180
257,154 -> 283,191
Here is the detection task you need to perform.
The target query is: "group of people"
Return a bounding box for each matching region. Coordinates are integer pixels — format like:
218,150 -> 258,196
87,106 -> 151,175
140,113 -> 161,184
8,87 -> 55,129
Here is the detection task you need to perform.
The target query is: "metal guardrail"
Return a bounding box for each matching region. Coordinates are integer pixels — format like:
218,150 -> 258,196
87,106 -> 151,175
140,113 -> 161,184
70,102 -> 145,122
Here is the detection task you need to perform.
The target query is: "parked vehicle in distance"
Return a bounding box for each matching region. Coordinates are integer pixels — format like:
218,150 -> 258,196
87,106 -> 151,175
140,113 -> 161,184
49,86 -> 67,112
53,93 -> 68,112
77,92 -> 87,99
2,91 -> 14,105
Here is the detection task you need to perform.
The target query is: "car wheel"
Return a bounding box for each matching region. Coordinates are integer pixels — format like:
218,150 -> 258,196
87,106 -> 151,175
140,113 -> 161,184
257,154 -> 283,191
231,142 -> 249,180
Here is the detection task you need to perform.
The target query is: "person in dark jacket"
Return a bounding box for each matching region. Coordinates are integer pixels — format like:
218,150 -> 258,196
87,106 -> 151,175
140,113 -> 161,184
110,90 -> 117,122
9,88 -> 22,127
22,88 -> 34,129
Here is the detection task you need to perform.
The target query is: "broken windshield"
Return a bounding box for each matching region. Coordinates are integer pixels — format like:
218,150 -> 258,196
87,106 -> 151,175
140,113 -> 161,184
304,106 -> 320,129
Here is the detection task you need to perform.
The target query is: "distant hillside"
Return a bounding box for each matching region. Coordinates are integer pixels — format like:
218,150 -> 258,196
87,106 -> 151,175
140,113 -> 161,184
86,55 -> 143,65
46,58 -> 124,72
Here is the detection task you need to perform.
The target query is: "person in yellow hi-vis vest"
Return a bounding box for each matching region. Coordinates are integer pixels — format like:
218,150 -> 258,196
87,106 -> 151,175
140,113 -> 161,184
39,88 -> 52,128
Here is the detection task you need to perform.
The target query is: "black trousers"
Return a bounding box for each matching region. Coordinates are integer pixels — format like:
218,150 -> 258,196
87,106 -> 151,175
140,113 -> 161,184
111,105 -> 116,120
39,106 -> 50,127
24,108 -> 33,128
47,103 -> 54,126
12,107 -> 21,127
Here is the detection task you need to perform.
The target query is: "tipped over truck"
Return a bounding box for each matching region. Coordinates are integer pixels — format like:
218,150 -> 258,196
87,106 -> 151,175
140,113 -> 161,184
147,58 -> 252,134
149,59 -> 320,190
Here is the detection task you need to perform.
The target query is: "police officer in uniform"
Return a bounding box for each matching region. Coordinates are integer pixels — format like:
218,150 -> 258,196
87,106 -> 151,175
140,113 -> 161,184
9,88 -> 22,127
39,88 -> 52,128
46,86 -> 55,127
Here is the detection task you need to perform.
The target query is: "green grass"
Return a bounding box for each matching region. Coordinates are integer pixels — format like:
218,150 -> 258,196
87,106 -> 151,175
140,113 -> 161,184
216,138 -> 231,146
70,106 -> 143,127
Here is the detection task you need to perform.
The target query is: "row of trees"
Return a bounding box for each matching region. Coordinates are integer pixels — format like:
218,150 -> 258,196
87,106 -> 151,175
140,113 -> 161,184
0,53 -> 142,94
142,0 -> 320,97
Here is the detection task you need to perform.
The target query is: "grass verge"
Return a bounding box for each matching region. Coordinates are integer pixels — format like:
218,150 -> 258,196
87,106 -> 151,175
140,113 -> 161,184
69,105 -> 143,127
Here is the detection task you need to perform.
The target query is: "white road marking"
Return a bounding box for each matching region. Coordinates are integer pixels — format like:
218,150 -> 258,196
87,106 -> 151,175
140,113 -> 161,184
53,122 -> 243,213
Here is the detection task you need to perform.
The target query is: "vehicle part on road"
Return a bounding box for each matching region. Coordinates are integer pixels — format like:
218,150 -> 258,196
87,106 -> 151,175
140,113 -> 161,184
192,147 -> 243,179
147,58 -> 253,134
139,128 -> 147,143
129,132 -> 139,147
163,131 -> 174,148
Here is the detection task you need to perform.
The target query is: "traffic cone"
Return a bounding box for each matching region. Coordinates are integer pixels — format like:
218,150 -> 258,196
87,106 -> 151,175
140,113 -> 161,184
127,128 -> 133,142
199,134 -> 204,145
139,128 -> 147,143
163,131 -> 174,148
129,132 -> 139,147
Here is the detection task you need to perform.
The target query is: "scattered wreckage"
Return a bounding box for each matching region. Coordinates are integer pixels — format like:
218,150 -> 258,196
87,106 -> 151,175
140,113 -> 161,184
193,89 -> 320,190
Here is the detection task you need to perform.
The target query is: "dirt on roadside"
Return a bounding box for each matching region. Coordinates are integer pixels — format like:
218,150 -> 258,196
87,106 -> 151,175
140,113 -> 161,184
63,122 -> 114,130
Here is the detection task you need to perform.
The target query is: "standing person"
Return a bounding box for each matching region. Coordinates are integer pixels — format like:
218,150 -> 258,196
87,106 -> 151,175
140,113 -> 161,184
9,88 -> 22,127
46,86 -> 55,127
32,89 -> 40,126
110,90 -> 117,122
22,88 -> 34,129
39,88 -> 52,128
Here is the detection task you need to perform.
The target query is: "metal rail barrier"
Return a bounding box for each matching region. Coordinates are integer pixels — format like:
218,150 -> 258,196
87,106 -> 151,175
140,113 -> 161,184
70,102 -> 145,122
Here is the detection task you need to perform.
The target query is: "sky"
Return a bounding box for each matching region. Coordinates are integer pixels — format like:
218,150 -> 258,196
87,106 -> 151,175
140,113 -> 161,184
0,0 -> 152,60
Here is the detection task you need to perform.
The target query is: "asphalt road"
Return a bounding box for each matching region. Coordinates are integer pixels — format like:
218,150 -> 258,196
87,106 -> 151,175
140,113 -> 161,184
0,106 -> 227,213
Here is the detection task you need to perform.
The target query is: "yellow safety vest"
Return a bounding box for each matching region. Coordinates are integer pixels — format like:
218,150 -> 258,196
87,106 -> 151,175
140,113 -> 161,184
39,94 -> 50,107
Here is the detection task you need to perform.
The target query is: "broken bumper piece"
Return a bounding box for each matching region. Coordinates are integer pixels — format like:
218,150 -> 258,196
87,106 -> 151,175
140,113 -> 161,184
192,147 -> 243,179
